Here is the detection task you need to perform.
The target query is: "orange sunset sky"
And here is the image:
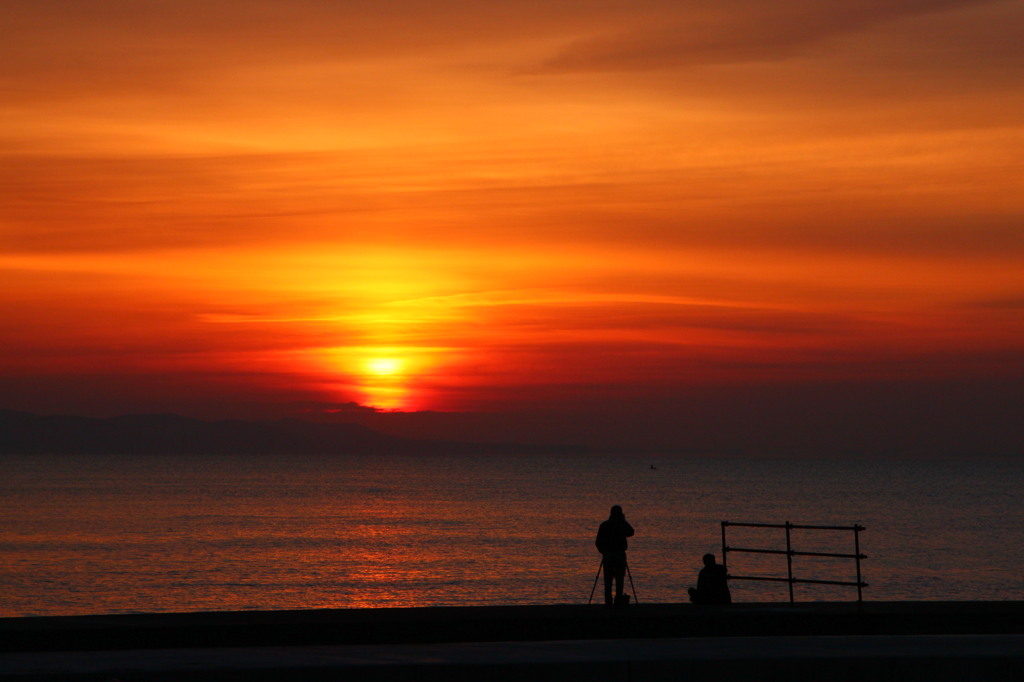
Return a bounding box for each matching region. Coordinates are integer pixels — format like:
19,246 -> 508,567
2,1 -> 1022,455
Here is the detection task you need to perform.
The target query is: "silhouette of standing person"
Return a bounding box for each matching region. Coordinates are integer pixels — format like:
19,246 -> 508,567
688,553 -> 731,604
595,505 -> 635,607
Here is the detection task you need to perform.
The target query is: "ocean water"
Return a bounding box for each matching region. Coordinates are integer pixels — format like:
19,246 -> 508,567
0,452 -> 1021,617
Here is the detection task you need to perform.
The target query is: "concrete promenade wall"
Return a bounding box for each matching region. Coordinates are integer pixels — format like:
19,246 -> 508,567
1,602 -> 1022,681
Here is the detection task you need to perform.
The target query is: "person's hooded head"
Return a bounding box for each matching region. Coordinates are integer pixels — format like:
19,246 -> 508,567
609,505 -> 624,520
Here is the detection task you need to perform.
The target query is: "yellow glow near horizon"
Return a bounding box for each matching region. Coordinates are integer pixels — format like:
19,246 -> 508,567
317,347 -> 439,411
358,355 -> 409,410
365,357 -> 403,376
359,384 -> 410,411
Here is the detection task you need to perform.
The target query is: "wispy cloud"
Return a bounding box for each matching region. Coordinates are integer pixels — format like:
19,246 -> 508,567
535,0 -> 996,72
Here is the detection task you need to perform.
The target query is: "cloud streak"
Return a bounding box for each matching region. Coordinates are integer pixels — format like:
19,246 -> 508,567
535,0 -> 999,71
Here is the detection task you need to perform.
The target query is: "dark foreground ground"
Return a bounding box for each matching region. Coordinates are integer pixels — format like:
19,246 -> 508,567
1,602 -> 1022,681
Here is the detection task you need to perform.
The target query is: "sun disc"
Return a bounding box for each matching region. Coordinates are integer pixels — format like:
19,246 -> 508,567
366,357 -> 402,376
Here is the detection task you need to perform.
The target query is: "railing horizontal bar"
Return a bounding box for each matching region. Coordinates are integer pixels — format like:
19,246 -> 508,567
725,547 -> 791,556
723,521 -> 864,532
793,578 -> 870,588
796,550 -> 868,560
722,522 -> 788,529
728,575 -> 869,588
726,547 -> 867,560
790,524 -> 866,532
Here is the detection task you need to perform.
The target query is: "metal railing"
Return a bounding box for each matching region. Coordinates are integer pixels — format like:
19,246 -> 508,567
721,521 -> 868,603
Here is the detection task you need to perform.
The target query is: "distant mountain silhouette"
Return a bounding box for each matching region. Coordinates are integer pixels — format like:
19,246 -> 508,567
0,410 -> 587,456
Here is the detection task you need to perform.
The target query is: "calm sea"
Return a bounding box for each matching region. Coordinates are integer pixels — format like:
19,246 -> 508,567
1,453 -> 1021,617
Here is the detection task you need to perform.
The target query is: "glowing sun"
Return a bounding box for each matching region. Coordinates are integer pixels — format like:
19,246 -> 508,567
365,357 -> 403,376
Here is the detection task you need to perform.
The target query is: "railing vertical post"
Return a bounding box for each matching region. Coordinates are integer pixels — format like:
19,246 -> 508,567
785,521 -> 795,604
721,521 -> 729,573
854,525 -> 863,604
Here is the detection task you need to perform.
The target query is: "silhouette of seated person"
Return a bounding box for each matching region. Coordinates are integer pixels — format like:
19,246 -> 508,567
688,553 -> 732,605
595,504 -> 635,607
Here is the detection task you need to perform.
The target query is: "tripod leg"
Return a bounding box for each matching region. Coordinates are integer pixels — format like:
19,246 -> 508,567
625,558 -> 639,604
588,559 -> 603,604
